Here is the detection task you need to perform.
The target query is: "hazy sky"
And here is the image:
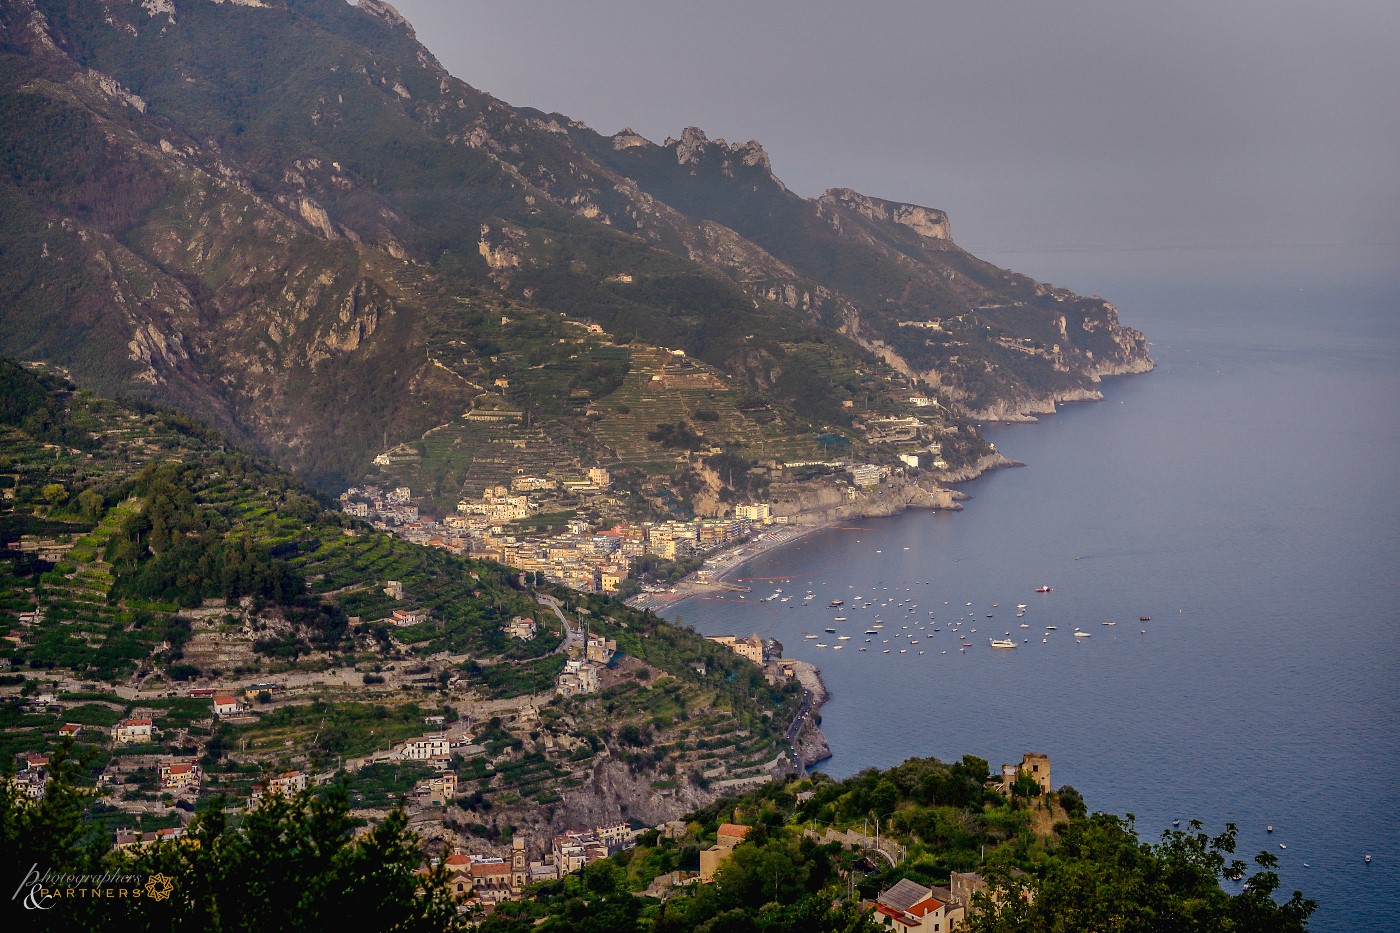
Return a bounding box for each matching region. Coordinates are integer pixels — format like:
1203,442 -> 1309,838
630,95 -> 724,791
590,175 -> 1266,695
388,0 -> 1398,288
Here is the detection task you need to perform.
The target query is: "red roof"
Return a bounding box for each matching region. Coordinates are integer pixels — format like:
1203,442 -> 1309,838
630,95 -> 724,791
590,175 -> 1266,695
166,764 -> 194,775
59,723 -> 81,734
875,904 -> 906,922
444,854 -> 471,868
471,862 -> 511,877
873,897 -> 944,926
213,694 -> 239,705
717,823 -> 751,840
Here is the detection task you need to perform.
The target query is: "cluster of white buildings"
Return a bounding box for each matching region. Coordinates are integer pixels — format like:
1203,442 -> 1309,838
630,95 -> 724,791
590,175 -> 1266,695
470,514 -> 767,595
340,484 -> 419,524
342,467 -> 798,598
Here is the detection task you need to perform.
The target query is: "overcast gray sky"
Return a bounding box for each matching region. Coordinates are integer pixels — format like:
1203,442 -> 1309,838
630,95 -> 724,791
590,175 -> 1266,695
389,0 -> 1398,289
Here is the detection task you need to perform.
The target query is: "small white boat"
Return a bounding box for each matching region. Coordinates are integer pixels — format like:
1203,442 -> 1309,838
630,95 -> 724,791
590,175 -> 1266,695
1016,604 -> 1028,610
815,642 -> 828,648
1279,843 -> 1286,850
833,644 -> 844,650
804,633 -> 818,639
989,638 -> 1018,649
837,635 -> 851,641
1074,631 -> 1092,638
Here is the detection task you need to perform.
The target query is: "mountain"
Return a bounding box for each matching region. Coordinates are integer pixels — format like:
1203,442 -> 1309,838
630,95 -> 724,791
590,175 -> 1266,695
0,0 -> 1149,496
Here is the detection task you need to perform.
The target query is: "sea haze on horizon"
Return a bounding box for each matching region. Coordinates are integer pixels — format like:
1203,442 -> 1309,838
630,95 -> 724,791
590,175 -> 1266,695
663,270 -> 1400,931
391,0 -> 1399,285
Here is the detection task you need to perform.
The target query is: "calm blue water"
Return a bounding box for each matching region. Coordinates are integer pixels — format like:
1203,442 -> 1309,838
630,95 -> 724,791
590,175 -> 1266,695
664,276 -> 1400,930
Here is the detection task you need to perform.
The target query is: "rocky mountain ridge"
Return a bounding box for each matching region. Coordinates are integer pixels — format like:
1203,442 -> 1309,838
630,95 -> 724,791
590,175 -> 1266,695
0,0 -> 1150,495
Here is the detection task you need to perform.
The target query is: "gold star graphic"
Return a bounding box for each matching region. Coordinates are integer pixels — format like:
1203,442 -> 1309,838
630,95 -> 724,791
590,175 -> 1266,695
144,872 -> 174,902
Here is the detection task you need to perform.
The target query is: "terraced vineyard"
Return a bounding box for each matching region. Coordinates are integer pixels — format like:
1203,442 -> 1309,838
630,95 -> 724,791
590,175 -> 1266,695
583,347 -> 827,471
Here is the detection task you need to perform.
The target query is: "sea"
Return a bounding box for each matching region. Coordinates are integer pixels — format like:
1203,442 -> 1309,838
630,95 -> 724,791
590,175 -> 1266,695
663,262 -> 1400,931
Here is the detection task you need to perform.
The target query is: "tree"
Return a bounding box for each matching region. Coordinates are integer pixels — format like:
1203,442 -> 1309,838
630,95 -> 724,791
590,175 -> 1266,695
3,771 -> 467,932
965,815 -> 1316,933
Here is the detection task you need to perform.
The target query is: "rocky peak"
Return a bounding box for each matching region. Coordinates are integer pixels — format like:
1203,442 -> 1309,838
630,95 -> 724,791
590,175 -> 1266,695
611,127 -> 652,150
659,127 -> 781,187
819,188 -> 951,241
734,139 -> 771,172
667,126 -> 710,165
357,0 -> 414,37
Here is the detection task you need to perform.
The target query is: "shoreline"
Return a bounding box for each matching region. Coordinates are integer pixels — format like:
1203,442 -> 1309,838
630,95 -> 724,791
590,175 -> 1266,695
625,451 -> 1018,614
627,452 -> 1021,771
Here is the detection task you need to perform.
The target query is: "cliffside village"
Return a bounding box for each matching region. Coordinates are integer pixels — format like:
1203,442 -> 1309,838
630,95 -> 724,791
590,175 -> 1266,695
10,671 -> 1050,919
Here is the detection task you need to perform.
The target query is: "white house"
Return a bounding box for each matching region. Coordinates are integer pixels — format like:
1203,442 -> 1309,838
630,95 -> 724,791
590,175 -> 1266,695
399,734 -> 450,761
111,718 -> 154,745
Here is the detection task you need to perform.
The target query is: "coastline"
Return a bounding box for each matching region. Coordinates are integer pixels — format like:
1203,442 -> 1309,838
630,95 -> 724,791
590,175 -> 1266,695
627,451 -> 1020,771
625,451 -> 1018,614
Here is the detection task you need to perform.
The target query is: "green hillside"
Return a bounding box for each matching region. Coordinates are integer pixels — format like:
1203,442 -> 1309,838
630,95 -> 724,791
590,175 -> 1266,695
0,362 -> 798,819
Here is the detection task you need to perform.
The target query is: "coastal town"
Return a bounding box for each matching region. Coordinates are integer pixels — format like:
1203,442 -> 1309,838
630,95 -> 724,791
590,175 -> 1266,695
342,472 -> 802,601
338,406 -> 973,606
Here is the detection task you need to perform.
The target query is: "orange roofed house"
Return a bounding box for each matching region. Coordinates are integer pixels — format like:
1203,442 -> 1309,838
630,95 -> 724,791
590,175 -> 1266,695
700,823 -> 751,882
212,694 -> 244,718
111,718 -> 153,745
